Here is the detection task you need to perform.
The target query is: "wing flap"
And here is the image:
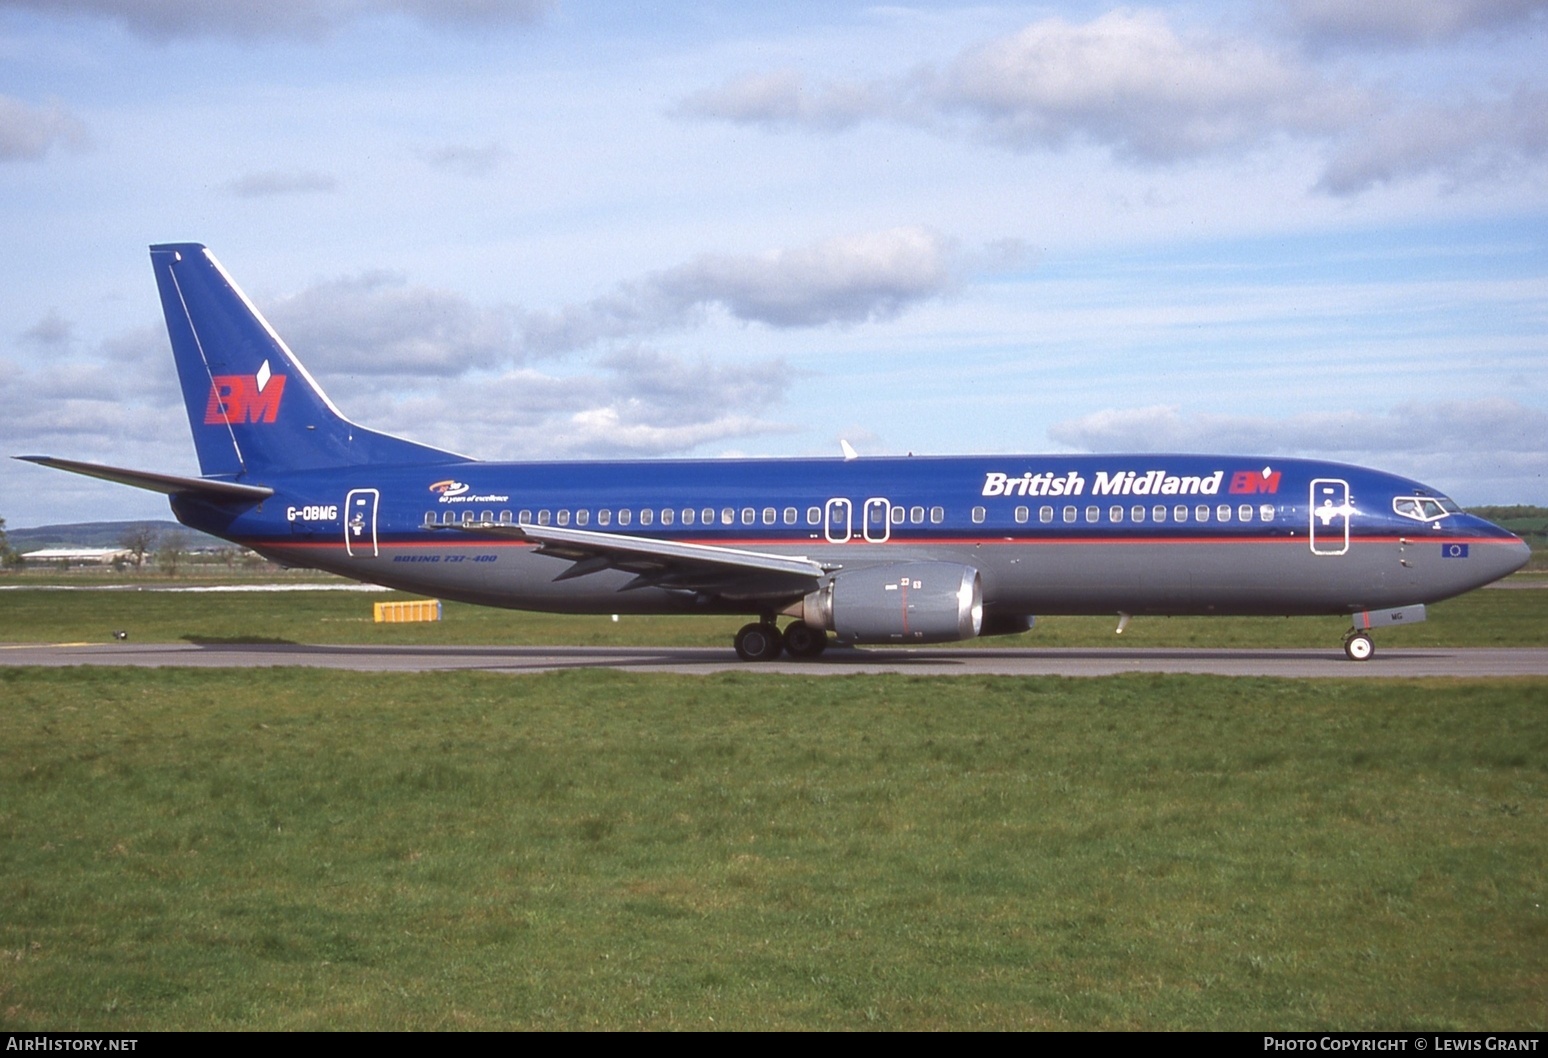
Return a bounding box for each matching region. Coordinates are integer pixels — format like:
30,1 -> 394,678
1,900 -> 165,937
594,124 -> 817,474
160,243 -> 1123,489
446,521 -> 833,597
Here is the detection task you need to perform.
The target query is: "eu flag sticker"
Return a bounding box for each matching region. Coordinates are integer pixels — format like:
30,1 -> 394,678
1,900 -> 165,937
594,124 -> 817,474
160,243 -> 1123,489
1442,543 -> 1470,558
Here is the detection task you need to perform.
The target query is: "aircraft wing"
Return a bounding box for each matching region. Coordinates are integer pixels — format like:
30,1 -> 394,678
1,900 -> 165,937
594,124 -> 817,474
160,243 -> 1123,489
15,455 -> 274,502
450,521 -> 834,598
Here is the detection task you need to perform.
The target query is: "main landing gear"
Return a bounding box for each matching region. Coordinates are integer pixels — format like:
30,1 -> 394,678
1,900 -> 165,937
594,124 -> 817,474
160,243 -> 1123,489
1343,630 -> 1375,662
733,619 -> 830,662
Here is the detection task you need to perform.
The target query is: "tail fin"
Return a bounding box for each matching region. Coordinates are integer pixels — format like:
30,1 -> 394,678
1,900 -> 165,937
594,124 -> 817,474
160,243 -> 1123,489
151,243 -> 468,477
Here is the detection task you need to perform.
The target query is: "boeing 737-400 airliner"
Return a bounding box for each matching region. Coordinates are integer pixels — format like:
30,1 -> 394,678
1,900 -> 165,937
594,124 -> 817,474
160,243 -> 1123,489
17,244 -> 1532,661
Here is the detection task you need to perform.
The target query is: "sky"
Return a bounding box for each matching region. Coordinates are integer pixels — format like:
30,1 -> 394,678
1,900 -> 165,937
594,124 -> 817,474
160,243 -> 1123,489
1,0 -> 1545,529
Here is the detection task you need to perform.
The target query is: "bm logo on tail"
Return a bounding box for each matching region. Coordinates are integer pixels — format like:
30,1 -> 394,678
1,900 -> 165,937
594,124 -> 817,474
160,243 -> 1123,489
205,358 -> 286,425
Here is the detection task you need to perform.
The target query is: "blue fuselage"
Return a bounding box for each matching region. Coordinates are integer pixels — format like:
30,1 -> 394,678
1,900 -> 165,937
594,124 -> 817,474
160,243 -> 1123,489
171,452 -> 1529,620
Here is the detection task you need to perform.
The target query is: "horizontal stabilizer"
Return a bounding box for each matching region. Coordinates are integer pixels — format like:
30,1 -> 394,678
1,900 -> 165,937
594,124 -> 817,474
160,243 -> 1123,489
15,456 -> 274,502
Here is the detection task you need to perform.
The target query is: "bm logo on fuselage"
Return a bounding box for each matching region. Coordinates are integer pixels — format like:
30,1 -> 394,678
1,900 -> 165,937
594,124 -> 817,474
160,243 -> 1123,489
1228,469 -> 1281,495
204,359 -> 286,425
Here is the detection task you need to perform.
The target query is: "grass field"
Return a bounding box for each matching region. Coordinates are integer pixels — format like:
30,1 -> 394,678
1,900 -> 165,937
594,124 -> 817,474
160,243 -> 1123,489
1,577 -> 1545,1029
1,572 -> 1546,650
1,667 -> 1545,1030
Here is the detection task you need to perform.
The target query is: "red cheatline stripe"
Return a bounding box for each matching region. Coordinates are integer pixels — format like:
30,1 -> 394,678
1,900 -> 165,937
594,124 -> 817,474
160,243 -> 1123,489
252,533 -> 1514,551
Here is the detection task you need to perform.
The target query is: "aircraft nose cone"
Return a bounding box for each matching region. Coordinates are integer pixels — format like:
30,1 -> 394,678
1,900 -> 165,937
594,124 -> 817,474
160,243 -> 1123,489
1475,532 -> 1532,586
1501,536 -> 1532,578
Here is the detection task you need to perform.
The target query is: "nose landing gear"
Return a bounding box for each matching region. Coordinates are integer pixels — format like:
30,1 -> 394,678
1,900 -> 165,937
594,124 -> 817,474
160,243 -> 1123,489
1343,604 -> 1424,661
1343,630 -> 1375,661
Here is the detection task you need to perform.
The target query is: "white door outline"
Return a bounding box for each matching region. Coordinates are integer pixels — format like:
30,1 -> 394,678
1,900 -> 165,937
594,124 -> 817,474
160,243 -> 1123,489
824,497 -> 852,543
345,488 -> 380,558
1309,478 -> 1351,556
862,497 -> 892,543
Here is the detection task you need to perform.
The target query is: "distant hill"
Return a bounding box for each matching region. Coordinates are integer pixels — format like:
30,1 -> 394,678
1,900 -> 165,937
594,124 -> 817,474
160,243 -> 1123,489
7,520 -> 234,553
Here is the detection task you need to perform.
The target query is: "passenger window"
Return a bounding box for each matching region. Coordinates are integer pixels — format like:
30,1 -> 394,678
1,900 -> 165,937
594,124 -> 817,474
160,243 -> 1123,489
930,506 -> 945,524
462,510 -> 476,525
1014,506 -> 1029,524
1238,504 -> 1254,522
597,509 -> 611,526
556,509 -> 569,526
1260,504 -> 1275,522
660,508 -> 674,526
1063,506 -> 1077,523
423,511 -> 436,526
1109,506 -> 1123,523
741,508 -> 755,525
910,506 -> 925,524
575,510 -> 588,526
1131,505 -> 1145,523
1153,505 -> 1166,523
762,507 -> 776,525
537,510 -> 551,525
1040,506 -> 1053,523
519,509 -> 533,524
481,510 -> 493,524
722,508 -> 735,525
500,510 -> 513,525
1195,505 -> 1209,522
784,507 -> 797,525
639,509 -> 653,526
807,507 -> 822,525
682,508 -> 695,526
1174,505 -> 1188,522
1085,506 -> 1099,522
1216,505 -> 1231,522
891,506 -> 904,524
618,509 -> 632,526
971,506 -> 986,524
703,508 -> 716,525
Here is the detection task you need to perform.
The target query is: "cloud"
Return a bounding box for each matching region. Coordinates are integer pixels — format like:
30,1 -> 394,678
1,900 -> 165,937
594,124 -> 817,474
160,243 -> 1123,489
521,227 -> 956,353
244,268 -> 801,455
339,349 -> 795,459
680,9 -> 1548,195
930,10 -> 1345,163
263,271 -> 521,376
415,143 -> 507,177
0,0 -> 546,41
681,12 -> 1347,164
1283,0 -> 1548,47
226,170 -> 338,197
1046,400 -> 1548,501
0,96 -> 89,162
20,311 -> 73,348
676,70 -> 888,131
204,228 -> 947,379
0,327 -> 179,457
1319,88 -> 1548,194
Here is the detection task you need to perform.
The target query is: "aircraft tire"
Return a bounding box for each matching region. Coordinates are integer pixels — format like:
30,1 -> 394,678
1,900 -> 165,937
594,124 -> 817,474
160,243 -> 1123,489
782,620 -> 828,659
734,622 -> 784,662
1344,632 -> 1375,662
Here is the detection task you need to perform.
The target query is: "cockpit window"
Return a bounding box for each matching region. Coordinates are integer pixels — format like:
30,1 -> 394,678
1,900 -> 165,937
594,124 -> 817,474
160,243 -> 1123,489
1393,495 -> 1452,522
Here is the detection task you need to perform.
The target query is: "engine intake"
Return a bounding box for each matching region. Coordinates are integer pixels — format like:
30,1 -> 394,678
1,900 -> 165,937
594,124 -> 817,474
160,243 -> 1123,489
799,562 -> 983,643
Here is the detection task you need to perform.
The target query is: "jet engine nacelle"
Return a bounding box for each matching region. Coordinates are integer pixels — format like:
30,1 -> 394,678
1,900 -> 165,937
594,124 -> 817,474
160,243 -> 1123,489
799,562 -> 983,643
